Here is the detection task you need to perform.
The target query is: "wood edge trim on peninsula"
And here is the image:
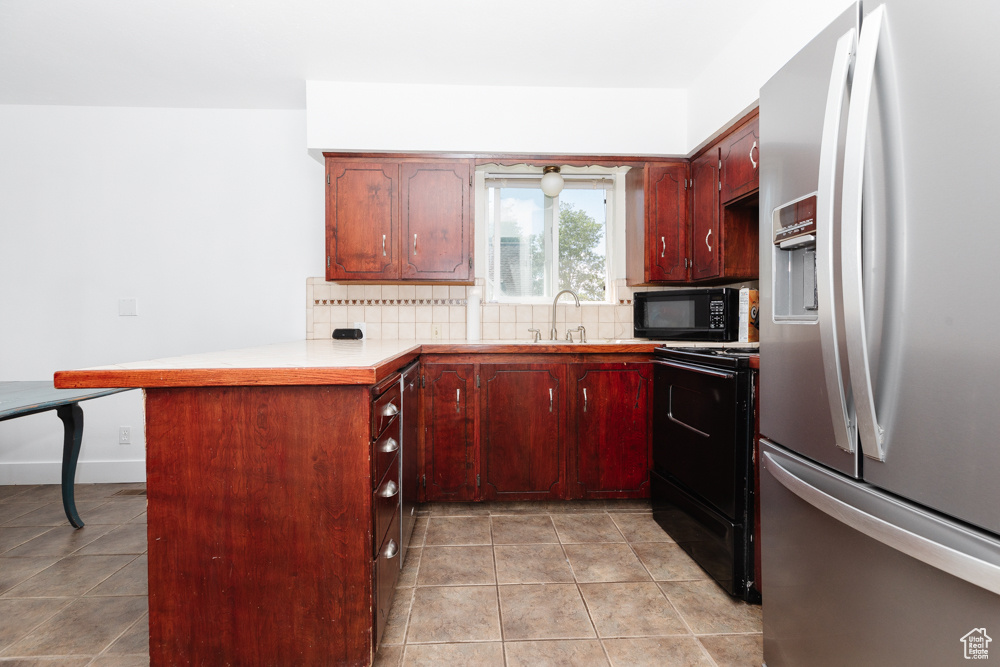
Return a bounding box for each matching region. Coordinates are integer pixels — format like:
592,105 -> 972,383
53,350 -> 421,389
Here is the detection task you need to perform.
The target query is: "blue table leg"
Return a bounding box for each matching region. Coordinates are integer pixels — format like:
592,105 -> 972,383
55,403 -> 85,528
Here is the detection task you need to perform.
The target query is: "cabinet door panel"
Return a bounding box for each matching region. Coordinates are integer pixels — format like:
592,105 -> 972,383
720,117 -> 759,203
326,161 -> 399,281
401,162 -> 472,280
422,364 -> 476,501
647,164 -> 689,282
481,364 -> 564,500
573,364 -> 652,498
690,150 -> 720,281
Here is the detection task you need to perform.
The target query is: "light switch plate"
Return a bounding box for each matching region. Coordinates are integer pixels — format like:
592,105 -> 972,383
118,298 -> 137,317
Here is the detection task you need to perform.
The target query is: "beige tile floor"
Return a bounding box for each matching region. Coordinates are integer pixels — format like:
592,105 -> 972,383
376,501 -> 763,667
0,486 -> 763,666
0,482 -> 149,666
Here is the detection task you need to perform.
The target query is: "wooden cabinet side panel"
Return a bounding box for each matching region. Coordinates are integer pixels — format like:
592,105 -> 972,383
327,160 -> 400,280
145,386 -> 373,666
422,364 -> 477,501
400,161 -> 472,281
647,164 -> 689,282
571,364 -> 652,498
480,364 -> 566,500
624,164 -> 648,285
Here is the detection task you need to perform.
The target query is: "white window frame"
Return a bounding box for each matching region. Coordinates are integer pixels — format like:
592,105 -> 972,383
475,164 -> 628,304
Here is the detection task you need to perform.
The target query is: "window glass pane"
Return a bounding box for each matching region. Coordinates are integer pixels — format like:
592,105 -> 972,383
488,187 -> 546,299
557,189 -> 607,301
485,172 -> 612,303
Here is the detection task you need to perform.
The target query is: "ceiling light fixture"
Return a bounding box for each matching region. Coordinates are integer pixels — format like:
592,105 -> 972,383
540,166 -> 564,197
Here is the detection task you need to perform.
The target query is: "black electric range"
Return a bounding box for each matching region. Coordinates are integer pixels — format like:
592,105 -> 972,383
650,345 -> 760,602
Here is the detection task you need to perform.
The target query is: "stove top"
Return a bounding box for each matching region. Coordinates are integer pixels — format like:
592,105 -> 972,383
653,345 -> 758,369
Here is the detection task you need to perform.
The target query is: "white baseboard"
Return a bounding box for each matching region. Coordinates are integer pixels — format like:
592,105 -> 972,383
0,460 -> 146,485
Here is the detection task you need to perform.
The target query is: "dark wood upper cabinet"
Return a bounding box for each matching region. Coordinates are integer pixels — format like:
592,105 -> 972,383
326,161 -> 399,281
400,162 -> 472,281
625,108 -> 759,286
421,363 -> 477,502
480,363 -> 566,501
690,148 -> 721,281
647,164 -> 690,282
719,114 -> 760,204
570,363 -> 652,499
325,157 -> 473,283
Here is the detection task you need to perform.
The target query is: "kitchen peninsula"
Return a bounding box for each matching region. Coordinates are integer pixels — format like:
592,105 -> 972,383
54,338 -> 749,666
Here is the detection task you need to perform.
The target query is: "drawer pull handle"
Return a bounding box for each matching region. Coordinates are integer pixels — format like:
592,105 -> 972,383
382,402 -> 399,417
583,387 -> 588,413
549,387 -> 554,413
414,233 -> 418,255
379,437 -> 399,454
749,140 -> 758,168
384,539 -> 398,559
660,236 -> 666,258
456,388 -> 461,413
378,480 -> 399,499
382,234 -> 387,257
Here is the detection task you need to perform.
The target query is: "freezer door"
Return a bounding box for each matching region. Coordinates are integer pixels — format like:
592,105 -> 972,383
759,3 -> 859,477
761,441 -> 1000,666
838,0 -> 1000,534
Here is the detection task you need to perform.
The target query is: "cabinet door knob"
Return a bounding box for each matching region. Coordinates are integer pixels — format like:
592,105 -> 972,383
456,388 -> 461,413
705,228 -> 713,253
549,387 -> 554,413
661,236 -> 666,258
384,539 -> 398,559
414,233 -> 418,255
382,234 -> 387,257
749,140 -> 758,169
378,480 -> 399,499
583,387 -> 588,413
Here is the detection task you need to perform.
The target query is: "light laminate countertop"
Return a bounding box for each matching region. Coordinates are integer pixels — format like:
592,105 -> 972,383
54,338 -> 757,389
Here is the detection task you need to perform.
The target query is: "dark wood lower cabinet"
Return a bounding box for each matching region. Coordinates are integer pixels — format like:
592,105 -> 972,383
421,363 -> 477,502
570,363 -> 653,498
480,364 -> 567,501
144,385 -> 376,666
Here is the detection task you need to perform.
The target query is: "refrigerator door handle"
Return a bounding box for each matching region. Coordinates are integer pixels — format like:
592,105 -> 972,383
817,27 -> 858,454
763,448 -> 1000,596
841,5 -> 887,461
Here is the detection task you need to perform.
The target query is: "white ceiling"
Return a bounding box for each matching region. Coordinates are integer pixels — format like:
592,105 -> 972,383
0,0 -> 764,109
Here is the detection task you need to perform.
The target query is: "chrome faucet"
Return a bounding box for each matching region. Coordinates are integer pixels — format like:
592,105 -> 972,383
550,289 -> 580,340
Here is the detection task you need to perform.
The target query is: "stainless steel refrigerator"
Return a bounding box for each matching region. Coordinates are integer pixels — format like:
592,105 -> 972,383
759,1 -> 1000,664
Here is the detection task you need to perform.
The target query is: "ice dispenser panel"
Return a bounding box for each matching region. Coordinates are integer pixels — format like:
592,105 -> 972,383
772,194 -> 819,321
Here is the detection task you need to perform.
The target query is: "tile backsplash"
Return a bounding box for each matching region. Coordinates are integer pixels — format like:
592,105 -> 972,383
306,278 -> 635,341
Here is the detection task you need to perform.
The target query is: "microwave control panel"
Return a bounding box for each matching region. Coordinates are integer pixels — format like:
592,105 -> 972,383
710,298 -> 726,329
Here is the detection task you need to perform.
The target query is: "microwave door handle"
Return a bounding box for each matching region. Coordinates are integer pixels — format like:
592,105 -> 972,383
817,27 -> 858,454
842,6 -> 887,461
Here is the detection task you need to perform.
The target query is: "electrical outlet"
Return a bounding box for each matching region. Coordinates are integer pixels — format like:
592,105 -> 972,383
353,321 -> 367,338
431,324 -> 443,340
118,426 -> 131,445
118,298 -> 137,317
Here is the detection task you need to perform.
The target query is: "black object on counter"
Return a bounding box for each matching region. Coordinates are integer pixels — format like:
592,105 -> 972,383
332,328 -> 364,340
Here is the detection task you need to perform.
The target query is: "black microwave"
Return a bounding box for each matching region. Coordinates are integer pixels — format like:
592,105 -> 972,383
633,288 -> 739,341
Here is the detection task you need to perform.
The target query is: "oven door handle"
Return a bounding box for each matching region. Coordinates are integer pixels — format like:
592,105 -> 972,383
653,359 -> 735,380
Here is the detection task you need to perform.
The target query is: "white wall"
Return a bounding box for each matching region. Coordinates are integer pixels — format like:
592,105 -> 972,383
686,0 -> 854,149
0,105 -> 324,484
306,81 -> 689,157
